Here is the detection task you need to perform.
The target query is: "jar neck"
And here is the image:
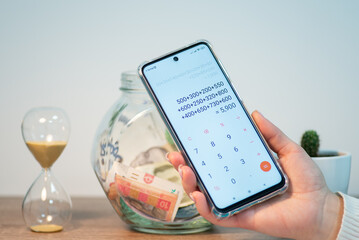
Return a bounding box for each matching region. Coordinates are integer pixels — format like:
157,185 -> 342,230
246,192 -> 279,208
119,71 -> 146,93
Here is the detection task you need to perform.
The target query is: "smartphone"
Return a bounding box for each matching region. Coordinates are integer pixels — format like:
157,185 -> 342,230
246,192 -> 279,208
138,40 -> 288,218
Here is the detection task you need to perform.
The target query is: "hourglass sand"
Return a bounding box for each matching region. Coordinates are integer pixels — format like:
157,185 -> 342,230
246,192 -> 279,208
21,107 -> 72,232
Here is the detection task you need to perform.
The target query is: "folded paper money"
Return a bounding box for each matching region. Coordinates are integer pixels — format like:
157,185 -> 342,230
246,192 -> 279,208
115,163 -> 183,222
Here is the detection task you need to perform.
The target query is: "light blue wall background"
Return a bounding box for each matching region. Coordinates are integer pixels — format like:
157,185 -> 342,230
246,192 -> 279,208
1,1 -> 358,196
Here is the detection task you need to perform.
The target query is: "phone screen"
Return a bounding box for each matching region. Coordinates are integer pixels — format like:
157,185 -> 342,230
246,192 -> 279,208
140,42 -> 286,212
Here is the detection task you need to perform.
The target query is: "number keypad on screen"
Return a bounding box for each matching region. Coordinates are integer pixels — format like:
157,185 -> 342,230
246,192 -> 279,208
189,119 -> 272,198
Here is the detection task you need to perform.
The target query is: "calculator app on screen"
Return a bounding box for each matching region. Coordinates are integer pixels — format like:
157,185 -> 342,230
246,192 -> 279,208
140,42 -> 286,211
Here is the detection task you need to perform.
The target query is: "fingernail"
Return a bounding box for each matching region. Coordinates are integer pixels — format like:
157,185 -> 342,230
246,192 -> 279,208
165,152 -> 170,162
178,164 -> 183,179
254,110 -> 262,116
189,192 -> 196,203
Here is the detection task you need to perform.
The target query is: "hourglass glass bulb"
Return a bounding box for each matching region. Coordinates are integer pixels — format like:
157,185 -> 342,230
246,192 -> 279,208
21,107 -> 72,232
22,168 -> 72,232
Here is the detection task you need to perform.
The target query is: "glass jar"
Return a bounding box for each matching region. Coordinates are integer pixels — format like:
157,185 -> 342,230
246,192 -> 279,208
91,71 -> 211,234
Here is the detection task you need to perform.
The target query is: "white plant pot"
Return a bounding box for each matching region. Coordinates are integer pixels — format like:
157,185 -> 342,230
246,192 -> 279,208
312,150 -> 351,194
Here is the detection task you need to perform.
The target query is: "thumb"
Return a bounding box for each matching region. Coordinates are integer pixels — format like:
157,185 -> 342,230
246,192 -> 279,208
251,111 -> 300,157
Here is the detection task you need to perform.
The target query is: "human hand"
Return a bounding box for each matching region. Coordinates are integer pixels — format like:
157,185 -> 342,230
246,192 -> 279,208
168,110 -> 343,240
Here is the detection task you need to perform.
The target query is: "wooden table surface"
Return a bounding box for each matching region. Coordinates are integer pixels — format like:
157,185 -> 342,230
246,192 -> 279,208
0,197 -> 284,240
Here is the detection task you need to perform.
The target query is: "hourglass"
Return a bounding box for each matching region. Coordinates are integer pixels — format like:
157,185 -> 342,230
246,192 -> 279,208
21,107 -> 72,232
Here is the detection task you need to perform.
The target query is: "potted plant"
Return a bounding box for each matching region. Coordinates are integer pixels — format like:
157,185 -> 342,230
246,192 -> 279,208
301,130 -> 351,193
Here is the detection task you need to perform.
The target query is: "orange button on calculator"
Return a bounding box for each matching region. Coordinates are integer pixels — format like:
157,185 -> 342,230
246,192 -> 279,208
260,161 -> 271,172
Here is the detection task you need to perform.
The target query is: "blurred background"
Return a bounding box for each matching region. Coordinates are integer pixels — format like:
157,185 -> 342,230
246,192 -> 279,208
0,0 -> 358,197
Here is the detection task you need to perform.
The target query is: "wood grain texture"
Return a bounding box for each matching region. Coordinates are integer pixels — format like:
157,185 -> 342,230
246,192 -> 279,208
0,197 -> 282,240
